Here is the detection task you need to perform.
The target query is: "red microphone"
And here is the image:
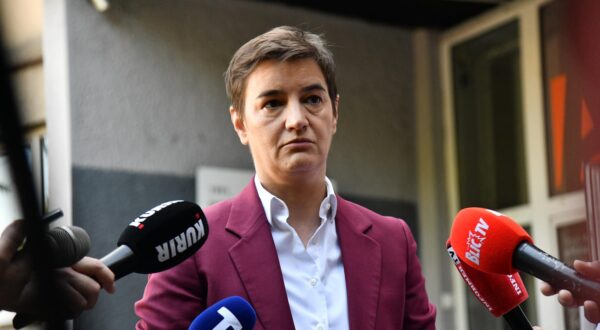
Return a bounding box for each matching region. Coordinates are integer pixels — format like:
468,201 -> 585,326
449,208 -> 532,274
449,207 -> 600,303
447,240 -> 532,329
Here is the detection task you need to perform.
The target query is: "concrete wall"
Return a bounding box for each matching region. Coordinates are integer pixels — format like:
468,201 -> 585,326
51,0 -> 423,328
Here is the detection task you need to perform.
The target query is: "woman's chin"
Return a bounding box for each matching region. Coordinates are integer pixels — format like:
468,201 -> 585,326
283,159 -> 323,175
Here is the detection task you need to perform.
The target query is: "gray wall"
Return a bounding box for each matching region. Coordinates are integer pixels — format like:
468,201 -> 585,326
68,0 -> 416,199
62,0 -> 419,328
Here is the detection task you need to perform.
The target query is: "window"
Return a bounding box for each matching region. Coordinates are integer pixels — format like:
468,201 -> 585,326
451,20 -> 528,210
540,0 -> 600,196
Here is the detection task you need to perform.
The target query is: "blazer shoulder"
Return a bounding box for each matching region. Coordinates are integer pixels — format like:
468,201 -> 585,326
337,196 -> 411,229
336,196 -> 417,251
203,198 -> 234,227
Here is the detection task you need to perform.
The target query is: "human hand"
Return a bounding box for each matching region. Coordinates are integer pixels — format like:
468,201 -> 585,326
33,256 -> 115,318
12,257 -> 115,328
66,256 -> 116,311
0,220 -> 115,320
0,220 -> 34,311
540,260 -> 600,323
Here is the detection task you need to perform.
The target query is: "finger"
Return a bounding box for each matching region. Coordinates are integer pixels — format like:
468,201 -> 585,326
13,276 -> 84,319
557,289 -> 578,307
2,252 -> 35,294
0,220 -> 27,264
540,281 -> 557,296
12,272 -> 91,320
584,301 -> 600,324
72,257 -> 115,293
59,268 -> 102,310
573,260 -> 600,279
53,277 -> 88,318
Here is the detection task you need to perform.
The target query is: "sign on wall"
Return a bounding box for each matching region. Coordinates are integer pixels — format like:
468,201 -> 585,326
196,166 -> 254,209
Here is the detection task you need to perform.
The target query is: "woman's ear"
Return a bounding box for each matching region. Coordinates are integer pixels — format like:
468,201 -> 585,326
230,106 -> 248,145
332,94 -> 339,134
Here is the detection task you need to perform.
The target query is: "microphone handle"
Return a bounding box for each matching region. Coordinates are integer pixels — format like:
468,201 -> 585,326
502,305 -> 532,330
514,242 -> 600,302
100,245 -> 135,280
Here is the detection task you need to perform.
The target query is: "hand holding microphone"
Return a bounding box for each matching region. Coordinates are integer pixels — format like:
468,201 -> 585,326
12,201 -> 208,328
540,260 -> 600,323
5,216 -> 116,328
449,207 -> 600,319
12,200 -> 208,328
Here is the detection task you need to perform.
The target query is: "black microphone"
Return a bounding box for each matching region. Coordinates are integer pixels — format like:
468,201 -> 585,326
513,243 -> 600,302
450,207 -> 600,303
100,200 -> 209,280
30,208 -> 90,268
46,226 -> 91,268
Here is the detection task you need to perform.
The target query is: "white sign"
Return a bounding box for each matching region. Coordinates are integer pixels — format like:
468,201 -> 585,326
196,166 -> 254,209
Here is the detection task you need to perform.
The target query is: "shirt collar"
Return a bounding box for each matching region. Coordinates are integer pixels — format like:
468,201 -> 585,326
254,175 -> 337,227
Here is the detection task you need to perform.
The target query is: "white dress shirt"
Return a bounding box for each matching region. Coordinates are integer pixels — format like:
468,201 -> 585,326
254,176 -> 349,330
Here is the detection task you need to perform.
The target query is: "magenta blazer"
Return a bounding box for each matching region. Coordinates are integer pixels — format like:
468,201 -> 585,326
135,181 -> 436,329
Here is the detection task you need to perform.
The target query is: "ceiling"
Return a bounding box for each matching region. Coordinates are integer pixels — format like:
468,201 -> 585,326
253,0 -> 510,30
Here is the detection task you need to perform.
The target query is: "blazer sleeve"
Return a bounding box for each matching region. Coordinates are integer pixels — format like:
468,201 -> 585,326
401,221 -> 437,329
135,255 -> 206,330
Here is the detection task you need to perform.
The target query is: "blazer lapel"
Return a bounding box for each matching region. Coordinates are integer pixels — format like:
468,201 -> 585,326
226,181 -> 295,330
336,197 -> 382,330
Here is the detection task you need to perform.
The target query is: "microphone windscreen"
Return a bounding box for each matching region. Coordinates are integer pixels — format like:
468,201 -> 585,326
188,296 -> 256,330
46,226 -> 91,268
449,207 -> 532,274
447,241 -> 528,317
118,200 -> 208,274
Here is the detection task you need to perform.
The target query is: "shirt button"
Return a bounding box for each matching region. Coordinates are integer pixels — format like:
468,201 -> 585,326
325,203 -> 331,210
309,278 -> 318,287
317,325 -> 324,330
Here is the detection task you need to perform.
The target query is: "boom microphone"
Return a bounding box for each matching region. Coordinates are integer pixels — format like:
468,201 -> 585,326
100,200 -> 208,280
447,240 -> 532,329
188,296 -> 256,330
449,207 -> 600,303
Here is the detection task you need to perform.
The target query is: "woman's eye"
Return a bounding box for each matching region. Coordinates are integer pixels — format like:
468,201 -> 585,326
263,100 -> 282,110
305,95 -> 322,105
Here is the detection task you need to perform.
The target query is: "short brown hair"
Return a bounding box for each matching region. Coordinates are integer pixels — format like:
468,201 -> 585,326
224,26 -> 337,114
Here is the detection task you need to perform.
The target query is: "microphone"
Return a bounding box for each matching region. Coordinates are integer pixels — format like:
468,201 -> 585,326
188,296 -> 256,330
449,207 -> 600,303
46,225 -> 91,268
14,201 -> 208,329
100,200 -> 209,280
446,240 -> 532,329
24,208 -> 90,268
